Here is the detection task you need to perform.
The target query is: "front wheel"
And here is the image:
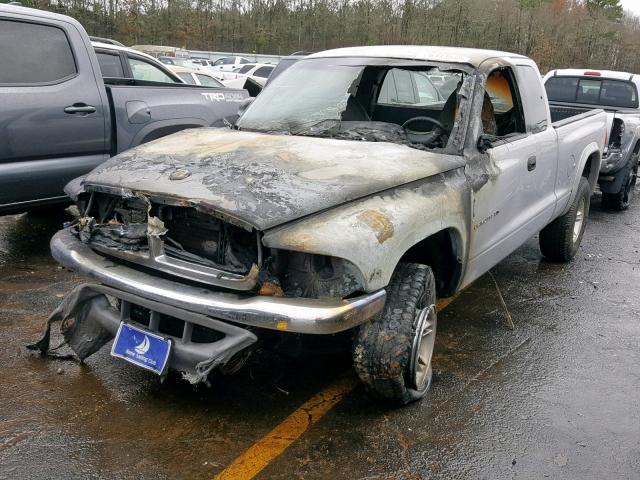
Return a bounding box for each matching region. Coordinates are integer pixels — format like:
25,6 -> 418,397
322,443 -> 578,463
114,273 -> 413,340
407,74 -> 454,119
352,263 -> 437,405
539,177 -> 591,262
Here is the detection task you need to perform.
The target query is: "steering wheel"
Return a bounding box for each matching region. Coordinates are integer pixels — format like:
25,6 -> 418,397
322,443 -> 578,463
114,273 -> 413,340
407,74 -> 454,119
402,116 -> 445,133
401,116 -> 445,145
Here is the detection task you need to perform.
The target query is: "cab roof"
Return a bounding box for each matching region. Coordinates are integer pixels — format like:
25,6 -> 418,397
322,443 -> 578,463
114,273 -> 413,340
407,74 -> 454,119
308,45 -> 528,67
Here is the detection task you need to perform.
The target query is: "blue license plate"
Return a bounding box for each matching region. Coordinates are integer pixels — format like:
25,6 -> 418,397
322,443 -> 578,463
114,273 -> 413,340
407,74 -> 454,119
111,323 -> 172,375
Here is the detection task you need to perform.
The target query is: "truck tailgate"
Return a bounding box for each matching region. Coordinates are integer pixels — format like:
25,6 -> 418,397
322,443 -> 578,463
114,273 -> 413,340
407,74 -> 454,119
106,83 -> 248,154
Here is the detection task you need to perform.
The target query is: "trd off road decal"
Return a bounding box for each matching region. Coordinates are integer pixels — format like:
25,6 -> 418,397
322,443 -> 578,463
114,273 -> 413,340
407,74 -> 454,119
201,92 -> 246,102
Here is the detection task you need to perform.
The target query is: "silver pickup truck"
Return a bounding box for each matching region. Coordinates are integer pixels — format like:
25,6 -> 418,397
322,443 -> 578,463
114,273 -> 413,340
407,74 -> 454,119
545,69 -> 639,210
0,4 -> 247,214
35,46 -> 608,405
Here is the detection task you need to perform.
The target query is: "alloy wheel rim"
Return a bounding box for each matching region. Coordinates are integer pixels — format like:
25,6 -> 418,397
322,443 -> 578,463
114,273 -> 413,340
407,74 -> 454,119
573,197 -> 585,244
410,303 -> 437,391
624,169 -> 637,204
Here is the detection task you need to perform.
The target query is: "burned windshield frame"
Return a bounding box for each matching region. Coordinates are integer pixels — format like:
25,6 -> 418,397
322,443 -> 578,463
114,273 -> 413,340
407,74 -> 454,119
237,56 -> 474,153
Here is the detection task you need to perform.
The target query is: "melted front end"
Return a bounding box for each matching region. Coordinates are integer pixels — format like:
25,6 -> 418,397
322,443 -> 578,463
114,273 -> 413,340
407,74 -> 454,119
73,191 -> 262,290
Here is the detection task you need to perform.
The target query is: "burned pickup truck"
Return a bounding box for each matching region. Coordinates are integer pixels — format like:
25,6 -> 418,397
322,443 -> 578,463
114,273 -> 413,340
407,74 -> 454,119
36,46 -> 608,405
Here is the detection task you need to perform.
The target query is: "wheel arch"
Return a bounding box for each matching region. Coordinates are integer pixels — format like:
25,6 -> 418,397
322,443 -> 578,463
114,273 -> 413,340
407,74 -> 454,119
398,227 -> 464,297
580,148 -> 601,194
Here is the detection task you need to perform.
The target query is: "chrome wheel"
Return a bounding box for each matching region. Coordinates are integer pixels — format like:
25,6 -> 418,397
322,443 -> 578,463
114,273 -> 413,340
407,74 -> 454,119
624,166 -> 637,205
409,303 -> 437,391
572,196 -> 585,244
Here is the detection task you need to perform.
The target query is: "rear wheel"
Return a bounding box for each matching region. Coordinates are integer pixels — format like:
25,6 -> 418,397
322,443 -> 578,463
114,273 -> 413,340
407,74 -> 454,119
352,263 -> 437,405
540,177 -> 590,262
602,158 -> 638,211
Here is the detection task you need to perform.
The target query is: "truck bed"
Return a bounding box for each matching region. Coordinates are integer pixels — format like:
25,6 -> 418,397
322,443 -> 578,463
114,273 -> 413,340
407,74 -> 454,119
551,108 -> 608,214
550,104 -> 603,125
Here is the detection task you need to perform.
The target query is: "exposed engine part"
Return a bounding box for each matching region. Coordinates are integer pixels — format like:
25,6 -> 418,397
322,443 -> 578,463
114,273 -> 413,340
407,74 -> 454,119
258,281 -> 284,297
74,191 -> 261,278
89,222 -> 148,250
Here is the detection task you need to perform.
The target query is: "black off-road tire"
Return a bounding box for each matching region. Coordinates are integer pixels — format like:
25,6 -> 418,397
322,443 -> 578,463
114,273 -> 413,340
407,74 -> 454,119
540,177 -> 590,262
602,159 -> 638,211
353,263 -> 437,406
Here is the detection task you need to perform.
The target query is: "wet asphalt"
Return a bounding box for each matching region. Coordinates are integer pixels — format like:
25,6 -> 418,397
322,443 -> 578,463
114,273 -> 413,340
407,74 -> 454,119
1,191 -> 639,480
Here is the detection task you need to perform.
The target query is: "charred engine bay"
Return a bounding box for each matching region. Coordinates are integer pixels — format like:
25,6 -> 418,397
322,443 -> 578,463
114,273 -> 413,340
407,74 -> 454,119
73,191 -> 364,299
76,192 -> 260,275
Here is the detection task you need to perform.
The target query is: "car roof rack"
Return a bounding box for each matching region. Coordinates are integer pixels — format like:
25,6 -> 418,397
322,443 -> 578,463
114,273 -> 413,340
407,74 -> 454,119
90,36 -> 125,47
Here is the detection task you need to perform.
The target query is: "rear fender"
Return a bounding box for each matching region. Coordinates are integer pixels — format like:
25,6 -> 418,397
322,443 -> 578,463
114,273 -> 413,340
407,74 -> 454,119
562,144 -> 600,216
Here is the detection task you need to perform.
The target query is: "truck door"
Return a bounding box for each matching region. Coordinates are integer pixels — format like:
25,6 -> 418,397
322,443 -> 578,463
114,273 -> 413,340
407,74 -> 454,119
512,63 -> 558,232
0,15 -> 108,210
467,67 -> 543,276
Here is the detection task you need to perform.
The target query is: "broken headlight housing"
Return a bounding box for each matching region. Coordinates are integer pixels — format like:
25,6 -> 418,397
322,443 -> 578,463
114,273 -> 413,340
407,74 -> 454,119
267,250 -> 366,299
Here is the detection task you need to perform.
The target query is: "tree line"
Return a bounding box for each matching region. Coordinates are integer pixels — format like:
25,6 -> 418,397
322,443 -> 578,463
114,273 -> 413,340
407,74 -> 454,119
13,0 -> 640,73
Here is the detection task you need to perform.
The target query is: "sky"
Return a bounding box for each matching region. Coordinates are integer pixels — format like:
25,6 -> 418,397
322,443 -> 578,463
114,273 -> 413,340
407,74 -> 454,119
620,0 -> 640,16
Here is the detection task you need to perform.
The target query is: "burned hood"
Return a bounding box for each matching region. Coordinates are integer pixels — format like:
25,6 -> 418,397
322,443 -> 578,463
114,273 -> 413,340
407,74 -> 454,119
83,128 -> 464,230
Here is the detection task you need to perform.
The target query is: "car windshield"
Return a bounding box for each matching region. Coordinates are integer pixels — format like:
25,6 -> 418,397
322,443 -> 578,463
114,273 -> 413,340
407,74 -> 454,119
237,57 -> 467,150
174,58 -> 200,69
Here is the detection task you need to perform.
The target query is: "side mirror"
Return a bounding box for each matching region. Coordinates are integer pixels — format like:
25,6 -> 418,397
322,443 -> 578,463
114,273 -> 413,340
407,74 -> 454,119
238,97 -> 255,116
477,134 -> 497,153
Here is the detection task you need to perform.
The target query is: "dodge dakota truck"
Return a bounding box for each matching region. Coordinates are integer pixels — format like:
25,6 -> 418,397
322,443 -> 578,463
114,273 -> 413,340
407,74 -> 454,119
0,4 -> 248,214
545,69 -> 639,210
34,46 -> 608,405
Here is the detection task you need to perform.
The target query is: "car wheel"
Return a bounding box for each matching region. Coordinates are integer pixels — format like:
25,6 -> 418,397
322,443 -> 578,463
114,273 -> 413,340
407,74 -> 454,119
352,263 -> 437,405
539,176 -> 590,262
602,159 -> 638,211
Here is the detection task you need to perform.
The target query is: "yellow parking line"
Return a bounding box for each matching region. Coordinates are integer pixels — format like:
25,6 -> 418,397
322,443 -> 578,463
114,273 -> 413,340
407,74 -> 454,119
214,375 -> 358,480
436,292 -> 461,312
214,293 -> 461,480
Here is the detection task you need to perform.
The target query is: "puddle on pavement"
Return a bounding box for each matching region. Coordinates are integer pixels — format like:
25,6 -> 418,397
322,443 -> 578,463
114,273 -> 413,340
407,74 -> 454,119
0,210 -> 70,267
1,191 -> 639,480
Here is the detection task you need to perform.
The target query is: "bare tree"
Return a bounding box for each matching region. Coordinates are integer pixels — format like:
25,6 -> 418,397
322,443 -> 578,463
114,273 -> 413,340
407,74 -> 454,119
17,0 -> 639,72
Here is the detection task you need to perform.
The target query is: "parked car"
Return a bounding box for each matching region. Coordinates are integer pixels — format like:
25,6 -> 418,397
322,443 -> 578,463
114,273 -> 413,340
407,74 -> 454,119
544,69 -> 640,210
169,66 -> 225,87
174,58 -> 202,70
0,4 -> 249,214
191,58 -> 216,68
210,55 -> 251,72
221,76 -> 265,97
93,41 -> 184,84
41,46 -> 607,406
219,63 -> 274,82
265,54 -> 307,86
158,55 -> 177,65
157,56 -> 200,70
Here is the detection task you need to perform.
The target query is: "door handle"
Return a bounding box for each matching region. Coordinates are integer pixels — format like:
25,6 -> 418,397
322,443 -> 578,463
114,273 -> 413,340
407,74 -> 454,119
527,156 -> 537,171
64,103 -> 96,114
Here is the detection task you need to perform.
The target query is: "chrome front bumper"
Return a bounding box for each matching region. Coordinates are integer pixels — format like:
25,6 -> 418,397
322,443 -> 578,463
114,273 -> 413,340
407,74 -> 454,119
68,283 -> 258,383
51,229 -> 386,335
